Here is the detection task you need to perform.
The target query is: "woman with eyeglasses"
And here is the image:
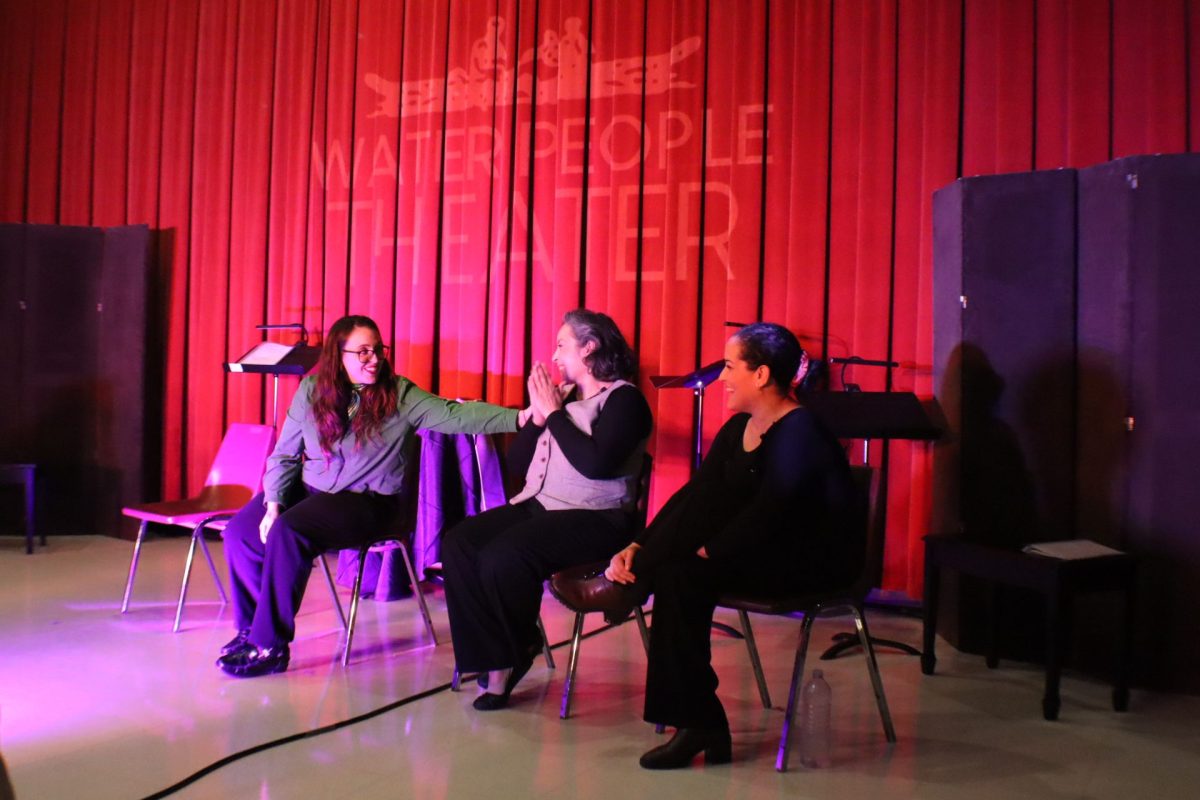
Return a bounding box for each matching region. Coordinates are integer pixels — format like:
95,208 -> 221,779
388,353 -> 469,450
217,314 -> 526,678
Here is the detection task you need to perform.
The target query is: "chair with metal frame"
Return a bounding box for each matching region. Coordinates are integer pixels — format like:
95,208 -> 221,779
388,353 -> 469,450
333,532 -> 437,666
544,452 -> 654,719
333,435 -> 442,666
715,464 -> 896,771
120,423 -> 345,632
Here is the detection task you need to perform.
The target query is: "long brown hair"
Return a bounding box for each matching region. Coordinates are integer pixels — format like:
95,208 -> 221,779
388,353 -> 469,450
311,315 -> 398,454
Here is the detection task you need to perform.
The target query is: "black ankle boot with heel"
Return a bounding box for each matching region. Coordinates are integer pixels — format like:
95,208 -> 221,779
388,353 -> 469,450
639,727 -> 732,769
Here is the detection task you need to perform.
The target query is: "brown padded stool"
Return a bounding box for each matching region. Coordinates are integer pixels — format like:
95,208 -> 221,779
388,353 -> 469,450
922,534 -> 1137,720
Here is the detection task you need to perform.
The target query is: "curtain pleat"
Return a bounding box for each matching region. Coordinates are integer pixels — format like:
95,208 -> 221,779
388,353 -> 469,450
184,0 -> 239,488
0,1 -> 35,220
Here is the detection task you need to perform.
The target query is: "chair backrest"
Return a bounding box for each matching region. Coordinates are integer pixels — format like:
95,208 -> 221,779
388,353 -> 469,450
632,452 -> 654,531
203,423 -> 277,494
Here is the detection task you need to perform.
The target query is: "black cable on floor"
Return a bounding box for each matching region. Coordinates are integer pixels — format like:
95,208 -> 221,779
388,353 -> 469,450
140,616 -> 645,800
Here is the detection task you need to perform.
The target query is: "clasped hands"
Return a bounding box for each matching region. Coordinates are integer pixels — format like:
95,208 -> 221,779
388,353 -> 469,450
521,362 -> 574,427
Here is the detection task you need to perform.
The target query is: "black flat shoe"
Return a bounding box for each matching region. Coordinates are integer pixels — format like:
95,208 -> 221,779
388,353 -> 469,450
471,654 -> 534,711
217,644 -> 290,678
219,628 -> 251,657
639,727 -> 732,770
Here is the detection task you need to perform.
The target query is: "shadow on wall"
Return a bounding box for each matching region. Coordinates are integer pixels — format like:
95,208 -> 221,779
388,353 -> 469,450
1017,352 -> 1079,543
932,342 -> 1040,661
934,342 -> 1038,547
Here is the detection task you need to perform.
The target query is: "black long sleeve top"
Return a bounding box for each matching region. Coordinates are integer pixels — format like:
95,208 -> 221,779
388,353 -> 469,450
634,407 -> 857,587
507,383 -> 653,480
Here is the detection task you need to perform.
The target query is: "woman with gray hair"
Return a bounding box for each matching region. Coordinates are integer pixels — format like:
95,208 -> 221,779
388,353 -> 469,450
442,309 -> 652,710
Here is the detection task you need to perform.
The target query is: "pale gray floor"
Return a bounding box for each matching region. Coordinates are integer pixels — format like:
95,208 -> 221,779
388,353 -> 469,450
1,534 -> 1197,800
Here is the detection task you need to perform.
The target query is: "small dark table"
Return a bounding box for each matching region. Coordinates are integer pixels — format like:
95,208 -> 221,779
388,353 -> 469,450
922,534 -> 1136,720
0,463 -> 40,554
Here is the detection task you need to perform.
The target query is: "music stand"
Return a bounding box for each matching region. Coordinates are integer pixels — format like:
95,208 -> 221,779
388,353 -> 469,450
802,390 -> 941,450
800,389 -> 942,659
225,326 -> 320,429
650,360 -> 724,473
651,359 -> 744,636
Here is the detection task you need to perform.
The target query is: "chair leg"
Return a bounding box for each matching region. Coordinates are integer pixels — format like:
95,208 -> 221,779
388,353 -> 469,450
342,550 -> 369,667
853,606 -> 897,743
739,609 -> 773,709
121,521 -> 148,613
172,528 -> 202,633
319,554 -> 348,630
776,612 -> 816,773
24,467 -> 37,553
560,612 -> 586,719
537,615 -> 556,669
634,606 -> 651,655
451,666 -> 463,691
196,526 -> 228,605
398,541 -> 438,645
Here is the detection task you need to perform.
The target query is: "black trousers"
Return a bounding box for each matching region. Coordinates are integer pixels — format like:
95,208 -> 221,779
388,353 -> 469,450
223,487 -> 402,649
641,550 -> 795,730
442,500 -> 633,673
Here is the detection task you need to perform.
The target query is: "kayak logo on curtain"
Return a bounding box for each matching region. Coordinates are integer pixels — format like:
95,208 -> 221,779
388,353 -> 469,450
362,18 -> 701,118
312,17 -> 768,283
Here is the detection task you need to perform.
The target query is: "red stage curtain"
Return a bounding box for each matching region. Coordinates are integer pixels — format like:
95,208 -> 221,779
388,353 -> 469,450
5,0 -> 1200,597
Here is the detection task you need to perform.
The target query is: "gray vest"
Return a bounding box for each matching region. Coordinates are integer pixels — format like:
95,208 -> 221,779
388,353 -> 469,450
509,380 -> 646,512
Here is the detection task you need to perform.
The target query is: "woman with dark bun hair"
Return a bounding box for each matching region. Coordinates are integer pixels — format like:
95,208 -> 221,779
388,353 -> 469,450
442,309 -> 652,711
217,315 -> 525,678
605,322 -> 856,769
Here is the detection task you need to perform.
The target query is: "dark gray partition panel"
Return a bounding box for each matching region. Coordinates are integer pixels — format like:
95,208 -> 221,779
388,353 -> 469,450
0,225 -> 27,459
1078,154 -> 1200,694
933,170 -> 1078,544
932,170 -> 1078,656
98,224 -> 151,534
0,223 -> 150,536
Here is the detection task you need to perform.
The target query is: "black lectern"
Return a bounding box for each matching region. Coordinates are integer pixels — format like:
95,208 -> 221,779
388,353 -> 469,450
801,389 -> 942,659
225,325 -> 319,428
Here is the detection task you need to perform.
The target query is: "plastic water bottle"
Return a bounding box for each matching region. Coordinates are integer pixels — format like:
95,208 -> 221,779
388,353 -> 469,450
798,669 -> 832,768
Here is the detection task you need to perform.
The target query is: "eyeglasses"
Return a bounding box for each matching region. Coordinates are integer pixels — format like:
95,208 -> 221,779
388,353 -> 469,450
342,344 -> 390,363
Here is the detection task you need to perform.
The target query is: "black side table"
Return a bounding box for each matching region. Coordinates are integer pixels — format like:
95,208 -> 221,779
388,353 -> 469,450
922,534 -> 1136,720
0,464 -> 40,554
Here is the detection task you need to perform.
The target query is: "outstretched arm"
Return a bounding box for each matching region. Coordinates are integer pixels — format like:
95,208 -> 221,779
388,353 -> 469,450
400,378 -> 519,435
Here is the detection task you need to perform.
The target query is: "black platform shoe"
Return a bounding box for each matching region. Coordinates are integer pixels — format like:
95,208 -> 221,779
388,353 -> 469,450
217,643 -> 290,678
639,727 -> 732,770
219,629 -> 251,657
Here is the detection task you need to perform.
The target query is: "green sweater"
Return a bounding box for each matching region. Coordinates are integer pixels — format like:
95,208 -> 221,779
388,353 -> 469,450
263,375 -> 518,504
